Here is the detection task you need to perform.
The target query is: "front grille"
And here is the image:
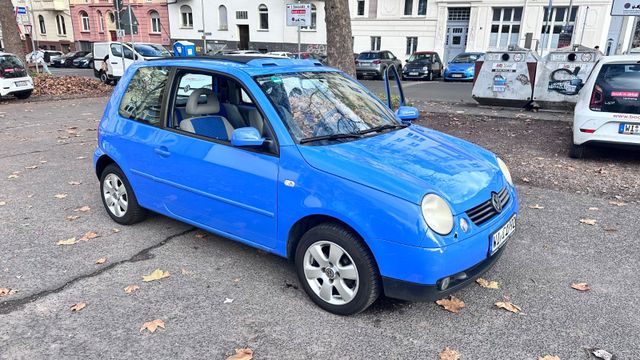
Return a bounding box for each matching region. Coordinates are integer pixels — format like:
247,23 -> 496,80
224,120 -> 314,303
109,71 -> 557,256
465,187 -> 510,226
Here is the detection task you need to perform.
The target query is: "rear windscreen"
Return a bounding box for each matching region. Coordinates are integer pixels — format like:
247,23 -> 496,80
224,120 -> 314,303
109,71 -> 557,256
357,52 -> 379,60
0,55 -> 25,70
595,63 -> 640,114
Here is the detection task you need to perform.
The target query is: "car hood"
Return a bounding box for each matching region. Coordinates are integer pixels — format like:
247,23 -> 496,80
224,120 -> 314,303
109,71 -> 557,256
447,63 -> 474,72
406,60 -> 432,68
297,125 -> 503,213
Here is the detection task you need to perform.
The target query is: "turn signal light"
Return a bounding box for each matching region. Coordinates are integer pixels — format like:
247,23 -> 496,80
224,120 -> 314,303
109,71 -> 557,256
579,129 -> 596,133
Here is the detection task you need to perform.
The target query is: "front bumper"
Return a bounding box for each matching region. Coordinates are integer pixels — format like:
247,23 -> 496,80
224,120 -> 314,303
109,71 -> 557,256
444,71 -> 474,81
403,69 -> 431,79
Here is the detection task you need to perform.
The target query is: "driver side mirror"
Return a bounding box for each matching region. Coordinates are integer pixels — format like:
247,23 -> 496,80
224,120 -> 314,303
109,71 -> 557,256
231,127 -> 265,147
396,106 -> 419,122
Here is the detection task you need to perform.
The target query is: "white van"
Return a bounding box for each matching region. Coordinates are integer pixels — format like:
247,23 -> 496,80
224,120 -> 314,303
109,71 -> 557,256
93,42 -> 170,84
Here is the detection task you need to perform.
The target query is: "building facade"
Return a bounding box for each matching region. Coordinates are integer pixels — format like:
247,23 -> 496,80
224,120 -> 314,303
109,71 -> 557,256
6,0 -> 75,53
69,0 -> 171,51
167,0 -> 326,54
350,0 -> 620,62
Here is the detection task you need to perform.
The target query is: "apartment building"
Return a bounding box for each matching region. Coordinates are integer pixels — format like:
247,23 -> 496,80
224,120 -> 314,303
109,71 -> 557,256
5,0 -> 75,52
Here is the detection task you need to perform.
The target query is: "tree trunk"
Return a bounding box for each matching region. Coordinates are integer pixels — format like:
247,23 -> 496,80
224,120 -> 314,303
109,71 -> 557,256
0,0 -> 26,60
324,0 -> 355,77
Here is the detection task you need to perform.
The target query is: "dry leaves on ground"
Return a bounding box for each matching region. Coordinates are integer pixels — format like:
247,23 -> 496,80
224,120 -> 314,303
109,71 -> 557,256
54,193 -> 68,199
112,228 -> 120,233
609,200 -> 626,207
74,206 -> 91,212
588,207 -> 599,211
495,301 -> 522,314
224,298 -> 234,304
95,258 -> 107,265
32,75 -> 113,97
140,319 -> 165,333
66,215 -> 80,221
142,269 -> 171,282
124,285 -> 140,294
476,278 -> 499,289
588,348 -> 614,360
25,165 -> 38,169
70,302 -> 87,312
528,204 -> 544,209
579,219 -> 597,226
439,347 -> 461,360
0,201 -> 6,206
227,348 -> 253,360
435,296 -> 465,313
57,237 -> 78,246
79,231 -> 99,241
195,231 -> 208,239
538,356 -> 560,360
570,282 -> 591,292
68,181 -> 82,185
0,288 -> 18,297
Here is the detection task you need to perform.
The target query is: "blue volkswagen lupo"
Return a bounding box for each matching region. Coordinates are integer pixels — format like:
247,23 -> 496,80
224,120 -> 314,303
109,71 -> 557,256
94,56 -> 518,315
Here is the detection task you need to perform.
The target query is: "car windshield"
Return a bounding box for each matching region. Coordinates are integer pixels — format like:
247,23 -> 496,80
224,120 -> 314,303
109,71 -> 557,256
408,53 -> 433,62
0,55 -> 25,70
62,52 -> 76,58
133,44 -> 170,57
357,52 -> 380,60
451,54 -> 481,63
255,71 -> 399,143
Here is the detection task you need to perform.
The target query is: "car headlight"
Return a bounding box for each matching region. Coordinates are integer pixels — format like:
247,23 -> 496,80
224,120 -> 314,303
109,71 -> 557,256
497,158 -> 513,186
421,194 -> 454,235
422,66 -> 431,71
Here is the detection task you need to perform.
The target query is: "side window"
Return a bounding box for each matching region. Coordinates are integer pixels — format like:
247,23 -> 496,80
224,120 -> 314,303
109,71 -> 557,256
110,44 -> 135,60
240,89 -> 253,104
118,66 -> 170,126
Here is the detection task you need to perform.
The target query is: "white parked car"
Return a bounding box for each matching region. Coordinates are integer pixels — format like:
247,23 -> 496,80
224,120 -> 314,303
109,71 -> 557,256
0,52 -> 34,99
571,54 -> 640,158
267,51 -> 293,58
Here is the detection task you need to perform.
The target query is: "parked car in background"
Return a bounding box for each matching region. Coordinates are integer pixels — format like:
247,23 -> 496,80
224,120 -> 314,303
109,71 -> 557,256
26,50 -> 63,65
73,53 -> 94,68
0,52 -> 34,99
93,42 -> 171,84
356,51 -> 402,80
267,51 -> 293,58
571,54 -> 640,158
402,51 -> 443,81
52,51 -> 90,68
444,52 -> 484,81
292,52 -> 326,63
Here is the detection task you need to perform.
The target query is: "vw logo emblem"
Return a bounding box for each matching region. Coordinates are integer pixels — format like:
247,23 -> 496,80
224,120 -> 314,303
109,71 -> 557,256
491,192 -> 502,213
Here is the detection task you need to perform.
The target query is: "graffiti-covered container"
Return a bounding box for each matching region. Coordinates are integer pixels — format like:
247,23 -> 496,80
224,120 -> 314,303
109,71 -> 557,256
472,47 -> 540,107
533,46 -> 603,110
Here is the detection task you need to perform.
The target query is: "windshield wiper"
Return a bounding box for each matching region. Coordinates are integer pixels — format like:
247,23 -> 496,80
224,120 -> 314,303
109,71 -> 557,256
356,123 -> 409,135
299,133 -> 363,144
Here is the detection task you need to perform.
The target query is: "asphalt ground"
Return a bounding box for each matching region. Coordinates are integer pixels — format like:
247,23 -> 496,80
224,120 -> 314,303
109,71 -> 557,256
0,98 -> 639,359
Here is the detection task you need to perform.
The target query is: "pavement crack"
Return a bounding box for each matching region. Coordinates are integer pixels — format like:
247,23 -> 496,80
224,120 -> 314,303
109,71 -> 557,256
0,227 -> 195,315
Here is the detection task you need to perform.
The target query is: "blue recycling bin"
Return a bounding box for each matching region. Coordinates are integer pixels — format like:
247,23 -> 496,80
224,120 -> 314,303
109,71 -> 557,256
173,41 -> 196,57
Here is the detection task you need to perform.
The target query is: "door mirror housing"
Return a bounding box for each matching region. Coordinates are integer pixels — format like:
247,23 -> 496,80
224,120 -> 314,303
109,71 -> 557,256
231,127 -> 265,147
396,106 -> 419,122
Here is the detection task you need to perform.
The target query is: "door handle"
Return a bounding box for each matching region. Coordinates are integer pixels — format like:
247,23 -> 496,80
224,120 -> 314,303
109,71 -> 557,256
110,61 -> 118,64
154,146 -> 171,157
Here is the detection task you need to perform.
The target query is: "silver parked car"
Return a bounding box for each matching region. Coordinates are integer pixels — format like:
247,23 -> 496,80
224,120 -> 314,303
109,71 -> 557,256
355,51 -> 402,80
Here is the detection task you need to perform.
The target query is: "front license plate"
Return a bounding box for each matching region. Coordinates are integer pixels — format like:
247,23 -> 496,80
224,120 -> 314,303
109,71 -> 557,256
619,123 -> 640,135
452,74 -> 463,78
409,72 -> 419,76
15,81 -> 28,87
491,215 -> 516,255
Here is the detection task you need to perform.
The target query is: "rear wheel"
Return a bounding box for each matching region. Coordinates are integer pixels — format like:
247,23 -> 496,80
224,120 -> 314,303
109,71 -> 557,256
100,164 -> 147,225
427,71 -> 434,81
569,143 -> 585,159
295,223 -> 380,315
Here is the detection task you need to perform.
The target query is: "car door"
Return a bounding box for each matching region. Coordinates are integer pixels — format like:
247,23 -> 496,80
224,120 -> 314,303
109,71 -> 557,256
151,68 -> 280,249
110,44 -> 135,78
432,54 -> 443,75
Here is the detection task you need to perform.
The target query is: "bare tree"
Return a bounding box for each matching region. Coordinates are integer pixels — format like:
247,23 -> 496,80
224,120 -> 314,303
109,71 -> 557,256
324,0 -> 356,77
0,0 -> 26,60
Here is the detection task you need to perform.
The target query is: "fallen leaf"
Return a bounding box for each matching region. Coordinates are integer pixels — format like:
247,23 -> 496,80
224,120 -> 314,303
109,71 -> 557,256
181,268 -> 193,276
435,296 -> 465,313
39,160 -> 48,164
140,319 -> 165,333
495,301 -> 522,313
142,269 -> 170,282
24,165 -> 38,169
7,174 -> 19,179
522,177 -> 530,183
538,356 -> 560,360
579,219 -> 597,226
76,156 -> 87,160
609,200 -> 626,207
439,347 -> 461,360
589,348 -> 613,360
95,258 -> 107,264
603,227 -> 618,232
54,193 -> 68,199
124,285 -> 140,294
79,231 -> 99,241
112,228 -> 120,233
0,288 -> 18,297
0,201 -> 6,206
195,231 -> 208,239
476,278 -> 500,289
74,206 -> 91,212
67,181 -> 82,185
588,207 -> 599,211
66,215 -> 80,221
224,298 -> 234,304
57,237 -> 78,246
70,302 -> 87,312
226,348 -> 253,360
529,204 -> 544,209
570,282 -> 591,291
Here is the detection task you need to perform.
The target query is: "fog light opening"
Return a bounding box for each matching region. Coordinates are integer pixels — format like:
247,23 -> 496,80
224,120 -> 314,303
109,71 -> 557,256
439,277 -> 451,291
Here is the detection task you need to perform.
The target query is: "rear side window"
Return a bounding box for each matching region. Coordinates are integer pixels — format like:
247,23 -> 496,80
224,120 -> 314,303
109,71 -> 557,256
592,63 -> 640,114
119,67 -> 170,126
358,52 -> 379,60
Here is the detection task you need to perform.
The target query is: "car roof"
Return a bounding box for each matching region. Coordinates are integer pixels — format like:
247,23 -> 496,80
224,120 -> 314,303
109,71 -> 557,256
599,54 -> 640,63
0,52 -> 18,56
413,51 -> 437,54
144,55 -> 334,76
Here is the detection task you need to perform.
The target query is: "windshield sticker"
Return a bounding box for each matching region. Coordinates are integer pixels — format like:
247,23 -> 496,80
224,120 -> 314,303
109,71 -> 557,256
611,91 -> 639,99
271,76 -> 283,84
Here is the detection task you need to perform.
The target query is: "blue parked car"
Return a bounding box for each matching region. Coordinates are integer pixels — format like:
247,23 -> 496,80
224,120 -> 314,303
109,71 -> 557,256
94,56 -> 518,315
444,52 -> 484,81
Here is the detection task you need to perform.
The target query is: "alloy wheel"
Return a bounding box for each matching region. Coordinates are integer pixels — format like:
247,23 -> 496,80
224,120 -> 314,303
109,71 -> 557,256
102,173 -> 128,217
303,241 -> 359,305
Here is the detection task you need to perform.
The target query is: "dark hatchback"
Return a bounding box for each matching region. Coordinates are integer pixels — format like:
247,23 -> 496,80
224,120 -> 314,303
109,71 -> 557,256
402,52 -> 444,81
52,51 -> 90,68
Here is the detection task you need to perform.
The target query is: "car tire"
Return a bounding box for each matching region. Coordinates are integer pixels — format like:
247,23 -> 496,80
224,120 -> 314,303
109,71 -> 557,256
569,143 -> 585,159
99,71 -> 110,85
100,164 -> 147,225
428,72 -> 434,81
295,223 -> 380,315
14,90 -> 32,100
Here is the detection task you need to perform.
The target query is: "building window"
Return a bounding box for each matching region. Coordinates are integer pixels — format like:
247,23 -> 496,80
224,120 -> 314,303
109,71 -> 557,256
490,7 -> 522,48
97,11 -> 104,32
405,0 -> 427,16
80,11 -> 90,31
180,5 -> 193,28
541,6 -> 578,50
406,37 -> 418,55
404,0 -> 413,15
56,14 -> 67,35
301,4 -> 317,30
218,5 -> 228,30
357,0 -> 365,16
38,15 -> 46,34
236,11 -> 248,20
258,4 -> 269,30
371,36 -> 381,51
107,11 -> 114,24
448,8 -> 470,21
418,0 -> 427,15
150,11 -> 161,33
